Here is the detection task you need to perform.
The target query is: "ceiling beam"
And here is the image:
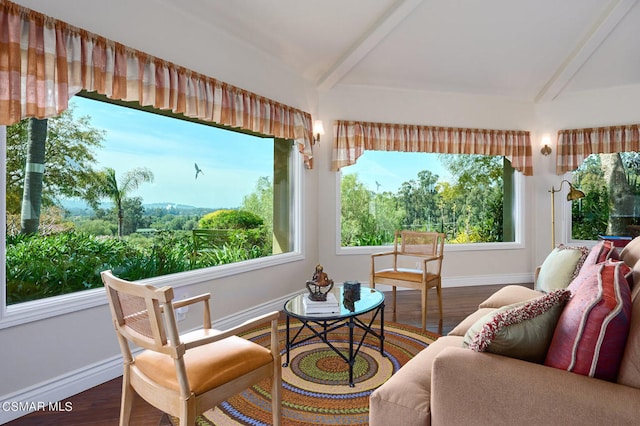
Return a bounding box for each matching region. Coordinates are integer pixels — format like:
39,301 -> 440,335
535,0 -> 638,103
316,0 -> 425,91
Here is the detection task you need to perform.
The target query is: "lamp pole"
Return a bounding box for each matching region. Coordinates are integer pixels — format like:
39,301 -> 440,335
550,185 -> 559,249
549,180 -> 586,250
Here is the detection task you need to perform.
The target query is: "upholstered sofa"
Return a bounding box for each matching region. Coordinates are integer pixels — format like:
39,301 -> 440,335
369,237 -> 640,426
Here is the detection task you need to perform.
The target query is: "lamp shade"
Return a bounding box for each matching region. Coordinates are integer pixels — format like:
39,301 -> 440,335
313,120 -> 325,136
567,185 -> 585,201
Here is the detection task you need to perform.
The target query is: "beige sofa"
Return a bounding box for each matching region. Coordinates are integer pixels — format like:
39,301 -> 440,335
370,238 -> 640,426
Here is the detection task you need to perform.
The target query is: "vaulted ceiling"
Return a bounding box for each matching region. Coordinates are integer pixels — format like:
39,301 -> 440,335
13,0 -> 640,102
182,0 -> 640,101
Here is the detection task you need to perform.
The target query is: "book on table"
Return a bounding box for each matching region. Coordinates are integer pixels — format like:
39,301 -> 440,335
302,292 -> 340,314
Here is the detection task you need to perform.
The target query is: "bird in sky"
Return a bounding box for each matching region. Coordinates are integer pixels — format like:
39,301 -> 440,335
194,163 -> 203,180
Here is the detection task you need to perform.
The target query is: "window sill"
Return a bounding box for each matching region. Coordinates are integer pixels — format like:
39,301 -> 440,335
0,251 -> 303,330
336,241 -> 525,256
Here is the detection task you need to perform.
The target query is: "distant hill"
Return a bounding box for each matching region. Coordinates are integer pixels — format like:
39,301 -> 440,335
60,199 -> 220,217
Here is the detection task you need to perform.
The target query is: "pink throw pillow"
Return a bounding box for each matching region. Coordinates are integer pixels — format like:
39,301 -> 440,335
544,260 -> 632,381
583,240 -> 619,266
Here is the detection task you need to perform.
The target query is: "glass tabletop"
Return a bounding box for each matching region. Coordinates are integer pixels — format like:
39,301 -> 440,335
284,285 -> 384,320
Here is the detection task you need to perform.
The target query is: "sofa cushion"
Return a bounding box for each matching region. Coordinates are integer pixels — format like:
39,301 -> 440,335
462,289 -> 570,363
617,237 -> 640,387
620,235 -> 640,269
536,245 -> 589,292
369,335 -> 462,426
621,236 -> 640,290
617,283 -> 640,387
478,285 -> 543,309
448,308 -> 495,337
545,261 -> 632,382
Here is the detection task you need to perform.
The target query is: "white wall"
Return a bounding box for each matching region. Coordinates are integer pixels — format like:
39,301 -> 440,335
316,86 -> 538,286
533,83 -> 640,264
5,1 -> 640,423
316,83 -> 640,283
1,1 -> 320,423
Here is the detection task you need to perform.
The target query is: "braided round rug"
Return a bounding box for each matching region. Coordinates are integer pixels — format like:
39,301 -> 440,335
171,321 -> 438,426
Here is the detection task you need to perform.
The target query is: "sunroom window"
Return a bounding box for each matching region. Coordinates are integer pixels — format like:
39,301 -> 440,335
340,151 -> 517,246
4,93 -> 297,306
571,152 -> 640,241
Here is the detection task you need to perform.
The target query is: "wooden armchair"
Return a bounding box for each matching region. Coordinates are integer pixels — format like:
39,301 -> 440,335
370,231 -> 445,331
101,270 -> 281,426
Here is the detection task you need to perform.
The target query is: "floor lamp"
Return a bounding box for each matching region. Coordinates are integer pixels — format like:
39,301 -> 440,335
549,180 -> 585,249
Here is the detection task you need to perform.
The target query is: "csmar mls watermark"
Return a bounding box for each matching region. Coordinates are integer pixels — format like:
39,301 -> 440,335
1,400 -> 73,413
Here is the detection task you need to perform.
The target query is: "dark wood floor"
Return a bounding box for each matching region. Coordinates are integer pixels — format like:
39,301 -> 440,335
6,284 -> 518,426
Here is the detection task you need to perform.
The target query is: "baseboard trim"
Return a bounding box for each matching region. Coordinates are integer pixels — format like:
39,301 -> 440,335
0,293 -> 294,425
0,355 -> 123,424
0,276 -> 530,424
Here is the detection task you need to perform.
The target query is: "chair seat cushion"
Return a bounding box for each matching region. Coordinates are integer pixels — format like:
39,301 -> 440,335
375,268 -> 436,283
135,335 -> 273,395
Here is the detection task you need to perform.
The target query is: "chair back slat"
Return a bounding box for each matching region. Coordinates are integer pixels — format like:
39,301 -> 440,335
117,291 -> 155,339
398,231 -> 443,257
102,270 -> 175,353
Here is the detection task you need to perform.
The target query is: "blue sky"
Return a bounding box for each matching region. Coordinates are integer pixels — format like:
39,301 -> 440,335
73,96 -> 273,209
340,150 -> 452,193
72,96 -> 452,209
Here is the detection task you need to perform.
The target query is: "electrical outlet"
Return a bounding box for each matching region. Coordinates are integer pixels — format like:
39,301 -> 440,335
176,293 -> 189,322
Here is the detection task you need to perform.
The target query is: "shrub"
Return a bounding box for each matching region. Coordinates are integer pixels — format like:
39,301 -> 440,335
198,209 -> 263,230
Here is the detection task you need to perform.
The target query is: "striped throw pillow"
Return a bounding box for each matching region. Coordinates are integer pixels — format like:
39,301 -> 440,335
544,260 -> 632,381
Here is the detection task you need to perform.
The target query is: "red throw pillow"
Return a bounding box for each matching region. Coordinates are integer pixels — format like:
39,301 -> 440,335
583,240 -> 619,266
544,260 -> 632,381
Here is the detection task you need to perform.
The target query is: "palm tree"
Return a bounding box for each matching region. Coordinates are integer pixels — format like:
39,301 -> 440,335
96,167 -> 154,237
20,118 -> 48,234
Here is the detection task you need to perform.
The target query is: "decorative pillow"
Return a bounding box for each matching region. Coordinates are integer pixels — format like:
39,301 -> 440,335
463,289 -> 571,363
544,260 -> 632,382
478,285 -> 543,309
536,245 -> 589,292
583,240 -> 619,266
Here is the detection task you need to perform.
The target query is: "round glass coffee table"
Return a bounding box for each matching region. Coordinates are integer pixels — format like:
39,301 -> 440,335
283,285 -> 385,387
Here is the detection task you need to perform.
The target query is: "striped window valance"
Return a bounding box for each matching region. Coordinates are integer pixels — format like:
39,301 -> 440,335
332,120 -> 533,175
556,124 -> 640,174
0,1 -> 314,167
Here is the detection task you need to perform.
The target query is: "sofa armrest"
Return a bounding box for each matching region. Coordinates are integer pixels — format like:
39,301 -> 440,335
431,347 -> 640,426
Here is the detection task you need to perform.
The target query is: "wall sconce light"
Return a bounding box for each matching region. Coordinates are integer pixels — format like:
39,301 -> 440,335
541,135 -> 552,156
549,179 -> 585,248
313,120 -> 325,144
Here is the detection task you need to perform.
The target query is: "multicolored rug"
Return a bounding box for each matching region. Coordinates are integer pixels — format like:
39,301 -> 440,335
172,321 -> 438,425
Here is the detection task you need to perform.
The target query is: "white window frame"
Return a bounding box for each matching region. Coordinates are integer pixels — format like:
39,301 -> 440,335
335,164 -> 526,255
0,125 -> 305,329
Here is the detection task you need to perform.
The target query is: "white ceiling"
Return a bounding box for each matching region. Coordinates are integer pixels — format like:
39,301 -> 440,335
13,0 -> 640,102
180,0 -> 640,102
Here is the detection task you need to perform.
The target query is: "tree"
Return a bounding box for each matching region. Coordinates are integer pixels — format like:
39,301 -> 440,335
601,153 -> 634,235
397,170 -> 440,230
242,176 -> 273,230
340,174 -> 378,245
94,167 -> 154,237
439,154 -> 504,241
20,118 -> 48,234
6,103 -> 105,216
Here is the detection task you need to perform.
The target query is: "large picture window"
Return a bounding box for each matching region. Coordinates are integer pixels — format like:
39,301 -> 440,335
4,93 -> 297,306
571,152 -> 640,240
340,151 -> 517,246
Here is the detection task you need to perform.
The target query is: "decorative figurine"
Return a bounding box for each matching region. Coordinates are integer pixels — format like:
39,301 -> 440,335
306,264 -> 334,301
343,281 -> 361,312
